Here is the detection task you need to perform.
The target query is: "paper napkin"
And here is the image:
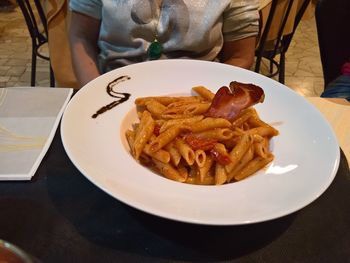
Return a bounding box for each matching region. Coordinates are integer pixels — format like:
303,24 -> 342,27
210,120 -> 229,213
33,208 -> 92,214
0,87 -> 73,180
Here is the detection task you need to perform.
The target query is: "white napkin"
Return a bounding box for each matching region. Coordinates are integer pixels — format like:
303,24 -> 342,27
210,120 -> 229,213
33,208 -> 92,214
0,87 -> 73,180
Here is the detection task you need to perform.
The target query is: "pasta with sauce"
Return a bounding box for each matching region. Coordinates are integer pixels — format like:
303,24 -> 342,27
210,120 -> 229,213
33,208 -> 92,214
125,83 -> 279,185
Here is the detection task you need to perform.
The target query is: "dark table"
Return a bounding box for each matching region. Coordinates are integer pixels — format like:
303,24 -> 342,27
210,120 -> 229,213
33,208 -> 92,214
0,128 -> 349,263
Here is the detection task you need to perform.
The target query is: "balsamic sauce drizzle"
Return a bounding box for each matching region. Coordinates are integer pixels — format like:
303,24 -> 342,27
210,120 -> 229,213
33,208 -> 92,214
92,75 -> 131,118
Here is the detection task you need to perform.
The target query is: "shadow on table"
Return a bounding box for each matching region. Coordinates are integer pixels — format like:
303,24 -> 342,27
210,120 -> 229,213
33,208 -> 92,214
130,209 -> 296,261
45,135 -> 296,262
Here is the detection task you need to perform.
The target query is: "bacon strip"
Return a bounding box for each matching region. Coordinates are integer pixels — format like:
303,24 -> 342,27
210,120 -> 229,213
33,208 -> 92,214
205,81 -> 265,121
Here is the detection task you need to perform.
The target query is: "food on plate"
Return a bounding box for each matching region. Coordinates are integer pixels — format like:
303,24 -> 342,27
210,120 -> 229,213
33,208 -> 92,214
205,81 -> 265,121
125,82 -> 279,185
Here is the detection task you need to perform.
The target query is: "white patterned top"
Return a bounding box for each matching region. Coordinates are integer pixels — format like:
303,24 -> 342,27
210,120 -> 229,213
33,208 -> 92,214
69,0 -> 259,73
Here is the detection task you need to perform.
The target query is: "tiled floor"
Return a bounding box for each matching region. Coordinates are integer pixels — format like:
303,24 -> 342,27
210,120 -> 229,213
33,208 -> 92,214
0,3 -> 51,87
283,15 -> 324,97
0,4 -> 324,96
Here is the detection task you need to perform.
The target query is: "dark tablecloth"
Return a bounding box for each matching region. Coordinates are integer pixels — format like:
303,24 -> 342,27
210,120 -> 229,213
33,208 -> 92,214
0,129 -> 349,263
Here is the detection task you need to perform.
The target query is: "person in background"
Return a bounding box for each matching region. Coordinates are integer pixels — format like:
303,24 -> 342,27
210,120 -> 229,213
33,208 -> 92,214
68,0 -> 260,87
321,61 -> 350,101
315,0 -> 350,101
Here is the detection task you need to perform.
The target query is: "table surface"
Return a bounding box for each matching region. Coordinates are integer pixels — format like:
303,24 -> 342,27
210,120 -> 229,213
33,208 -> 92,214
0,127 -> 349,263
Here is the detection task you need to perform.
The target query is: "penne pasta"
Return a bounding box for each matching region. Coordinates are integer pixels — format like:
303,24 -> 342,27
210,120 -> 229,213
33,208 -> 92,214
177,163 -> 189,181
167,100 -> 197,109
149,125 -> 182,152
135,95 -> 201,106
174,138 -> 195,166
225,133 -> 254,173
133,111 -> 155,159
246,126 -> 279,137
153,159 -> 186,182
227,146 -> 254,182
164,142 -> 182,166
162,104 -> 187,116
185,117 -> 232,133
192,85 -> 215,101
183,102 -> 211,115
143,144 -> 171,163
198,155 -> 214,183
253,139 -> 269,158
211,143 -> 231,164
193,128 -> 235,141
195,149 -> 207,168
234,153 -> 274,181
161,114 -> 201,120
145,99 -> 167,119
139,153 -> 152,165
128,84 -> 278,185
159,115 -> 204,133
231,107 -> 257,128
215,163 -> 227,185
246,111 -> 269,128
125,129 -> 136,156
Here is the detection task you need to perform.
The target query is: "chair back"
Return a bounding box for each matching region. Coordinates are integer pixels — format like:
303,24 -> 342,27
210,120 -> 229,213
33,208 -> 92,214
17,0 -> 48,55
16,0 -> 55,87
315,0 -> 350,88
255,0 -> 311,84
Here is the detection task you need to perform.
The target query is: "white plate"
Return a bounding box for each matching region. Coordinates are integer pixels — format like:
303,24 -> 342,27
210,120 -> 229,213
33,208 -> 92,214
61,60 -> 340,225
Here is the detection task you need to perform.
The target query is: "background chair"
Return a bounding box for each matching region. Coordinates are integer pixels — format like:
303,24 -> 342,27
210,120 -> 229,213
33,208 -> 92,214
16,0 -> 55,87
255,0 -> 311,84
315,0 -> 350,89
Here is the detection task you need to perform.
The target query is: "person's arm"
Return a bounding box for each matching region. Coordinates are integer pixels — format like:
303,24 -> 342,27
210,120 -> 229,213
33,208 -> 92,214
221,36 -> 257,70
69,11 -> 101,87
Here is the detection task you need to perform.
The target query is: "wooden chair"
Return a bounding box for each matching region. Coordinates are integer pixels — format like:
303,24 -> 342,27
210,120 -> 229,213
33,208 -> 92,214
16,0 -> 55,87
255,0 -> 311,84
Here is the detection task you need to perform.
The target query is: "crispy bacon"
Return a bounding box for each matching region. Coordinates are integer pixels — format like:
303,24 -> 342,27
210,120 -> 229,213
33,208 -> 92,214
205,81 -> 265,121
